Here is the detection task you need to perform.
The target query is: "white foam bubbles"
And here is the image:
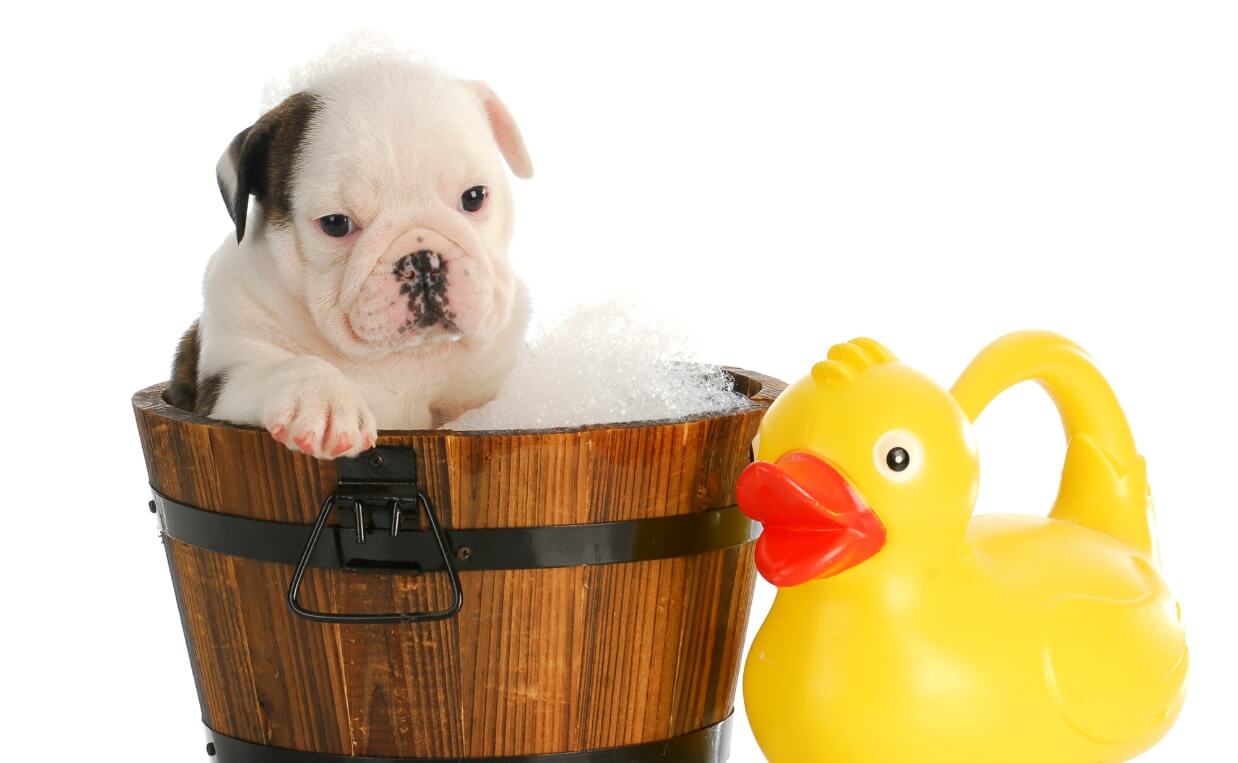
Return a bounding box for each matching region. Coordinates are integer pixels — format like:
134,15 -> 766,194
442,301 -> 749,431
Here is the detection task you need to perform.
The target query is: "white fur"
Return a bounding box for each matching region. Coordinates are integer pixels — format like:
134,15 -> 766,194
199,56 -> 531,459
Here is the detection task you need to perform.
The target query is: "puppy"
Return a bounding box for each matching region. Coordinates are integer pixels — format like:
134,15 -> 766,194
168,56 -> 533,458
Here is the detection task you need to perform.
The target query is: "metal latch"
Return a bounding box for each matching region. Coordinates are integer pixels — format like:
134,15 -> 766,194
286,447 -> 464,624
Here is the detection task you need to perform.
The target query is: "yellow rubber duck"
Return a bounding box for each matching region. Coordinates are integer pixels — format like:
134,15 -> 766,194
738,332 -> 1187,763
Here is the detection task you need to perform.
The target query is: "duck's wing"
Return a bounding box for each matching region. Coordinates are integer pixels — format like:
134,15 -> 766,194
1042,554 -> 1188,749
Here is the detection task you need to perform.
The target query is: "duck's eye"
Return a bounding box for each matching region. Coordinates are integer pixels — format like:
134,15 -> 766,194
886,447 -> 910,472
319,214 -> 353,237
874,430 -> 923,482
461,185 -> 488,213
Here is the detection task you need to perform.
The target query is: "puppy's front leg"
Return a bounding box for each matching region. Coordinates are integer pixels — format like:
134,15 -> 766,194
212,356 -> 378,459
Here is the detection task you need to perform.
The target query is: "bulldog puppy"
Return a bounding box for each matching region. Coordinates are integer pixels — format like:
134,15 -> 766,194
168,57 -> 533,458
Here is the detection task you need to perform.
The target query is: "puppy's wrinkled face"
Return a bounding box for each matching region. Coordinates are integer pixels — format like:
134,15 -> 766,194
221,59 -> 532,361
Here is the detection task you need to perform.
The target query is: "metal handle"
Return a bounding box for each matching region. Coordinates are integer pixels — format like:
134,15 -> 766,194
287,491 -> 464,624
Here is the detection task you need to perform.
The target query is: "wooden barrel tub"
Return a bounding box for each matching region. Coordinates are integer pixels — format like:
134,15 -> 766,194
133,369 -> 782,762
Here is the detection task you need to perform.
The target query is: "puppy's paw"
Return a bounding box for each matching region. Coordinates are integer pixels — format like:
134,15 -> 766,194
262,366 -> 377,460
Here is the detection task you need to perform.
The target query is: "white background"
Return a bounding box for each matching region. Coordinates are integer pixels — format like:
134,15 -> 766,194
1,2 -> 1234,760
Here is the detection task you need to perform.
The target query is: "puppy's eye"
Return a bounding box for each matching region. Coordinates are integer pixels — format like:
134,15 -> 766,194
319,214 -> 353,237
461,186 -> 488,213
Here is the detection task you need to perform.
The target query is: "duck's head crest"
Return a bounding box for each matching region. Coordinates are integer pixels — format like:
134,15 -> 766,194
812,338 -> 898,386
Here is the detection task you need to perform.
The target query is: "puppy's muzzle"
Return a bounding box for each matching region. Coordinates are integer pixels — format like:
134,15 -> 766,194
393,250 -> 457,331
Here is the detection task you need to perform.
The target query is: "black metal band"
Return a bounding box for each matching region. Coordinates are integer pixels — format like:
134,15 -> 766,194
204,716 -> 732,762
154,492 -> 756,572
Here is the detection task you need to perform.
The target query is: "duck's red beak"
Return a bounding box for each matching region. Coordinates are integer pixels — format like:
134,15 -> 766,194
737,451 -> 887,586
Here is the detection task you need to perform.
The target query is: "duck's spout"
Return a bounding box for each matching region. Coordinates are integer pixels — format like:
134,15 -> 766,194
950,331 -> 1155,560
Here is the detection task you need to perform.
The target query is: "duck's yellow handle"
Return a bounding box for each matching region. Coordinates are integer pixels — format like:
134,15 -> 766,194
950,331 -> 1156,559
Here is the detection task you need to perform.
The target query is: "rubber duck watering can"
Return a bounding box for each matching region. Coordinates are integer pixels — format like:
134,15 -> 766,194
737,331 -> 1187,763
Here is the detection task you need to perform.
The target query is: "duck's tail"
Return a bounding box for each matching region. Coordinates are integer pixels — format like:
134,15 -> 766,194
950,331 -> 1156,561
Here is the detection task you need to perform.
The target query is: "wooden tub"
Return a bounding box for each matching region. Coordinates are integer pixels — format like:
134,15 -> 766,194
133,368 -> 781,762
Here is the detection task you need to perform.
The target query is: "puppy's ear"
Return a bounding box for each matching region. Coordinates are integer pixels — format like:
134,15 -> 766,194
468,82 -> 533,180
216,92 -> 321,243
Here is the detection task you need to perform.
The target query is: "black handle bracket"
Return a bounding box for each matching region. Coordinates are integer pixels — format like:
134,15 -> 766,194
286,447 -> 464,625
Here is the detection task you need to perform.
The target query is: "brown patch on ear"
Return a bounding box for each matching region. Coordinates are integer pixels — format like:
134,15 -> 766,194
217,92 -> 322,242
167,321 -> 201,411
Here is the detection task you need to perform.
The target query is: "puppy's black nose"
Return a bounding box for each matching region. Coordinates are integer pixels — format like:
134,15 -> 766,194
393,250 -> 455,330
393,249 -> 445,279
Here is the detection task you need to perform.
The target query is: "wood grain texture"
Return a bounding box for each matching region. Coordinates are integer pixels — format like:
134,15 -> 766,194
135,369 -> 782,758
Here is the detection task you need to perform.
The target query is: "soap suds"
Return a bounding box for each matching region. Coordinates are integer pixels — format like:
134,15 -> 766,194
443,302 -> 749,431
